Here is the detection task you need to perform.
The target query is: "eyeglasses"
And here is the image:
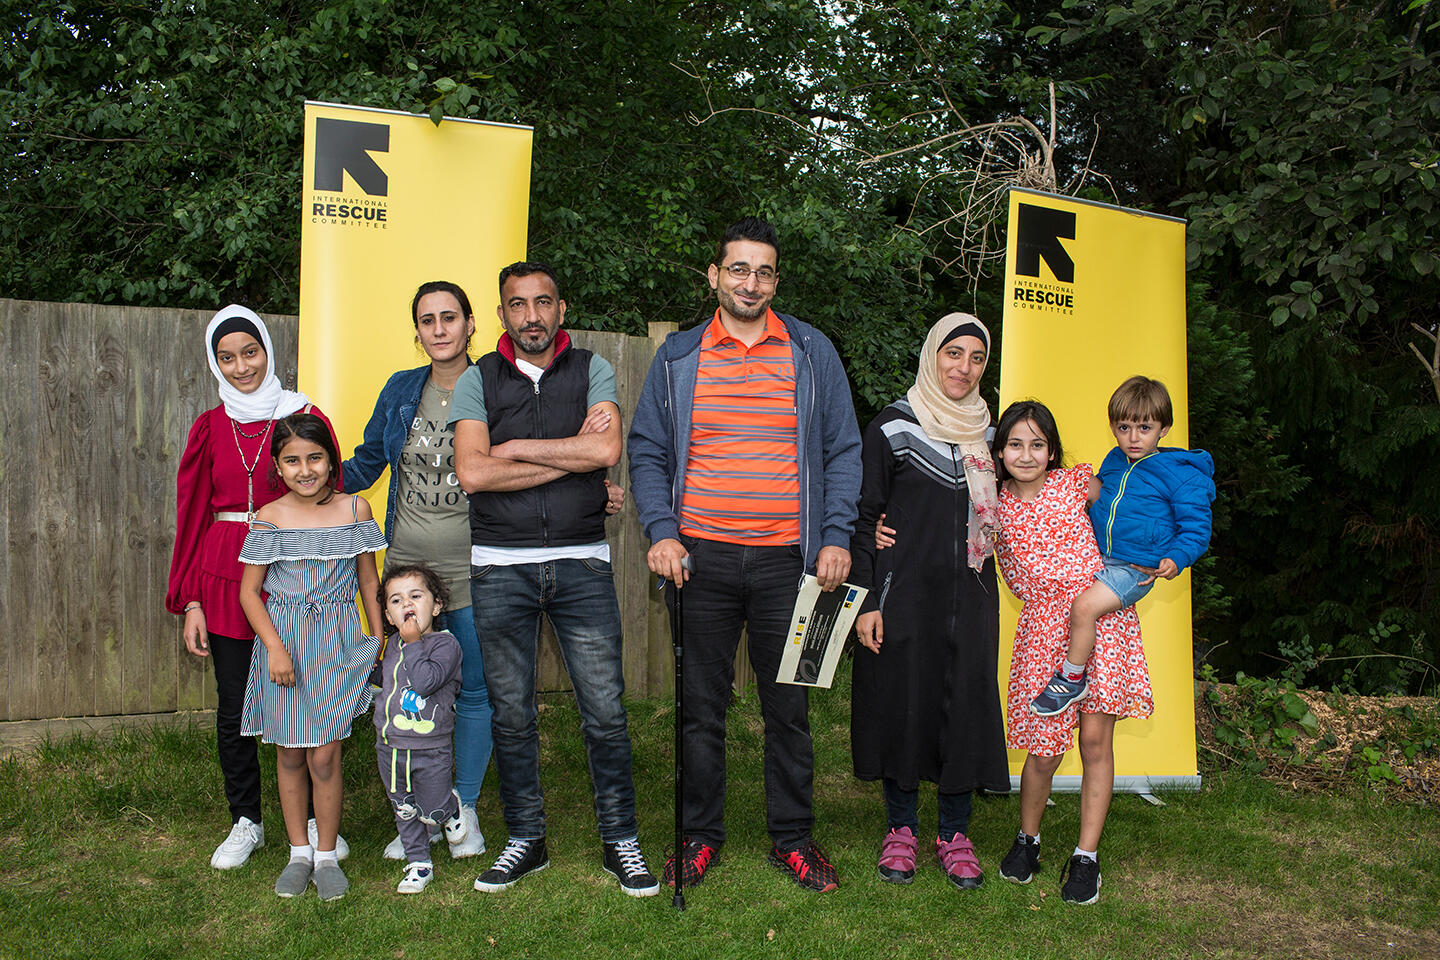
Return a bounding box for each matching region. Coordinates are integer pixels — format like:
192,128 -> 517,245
721,263 -> 779,284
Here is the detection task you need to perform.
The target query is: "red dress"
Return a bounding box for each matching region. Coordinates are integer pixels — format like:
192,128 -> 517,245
166,405 -> 343,639
995,465 -> 1154,758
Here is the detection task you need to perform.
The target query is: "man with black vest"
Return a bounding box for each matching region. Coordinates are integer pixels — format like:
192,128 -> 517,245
451,261 -> 657,898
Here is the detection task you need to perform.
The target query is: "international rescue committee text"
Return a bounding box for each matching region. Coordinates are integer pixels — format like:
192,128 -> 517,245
311,195 -> 388,228
1012,278 -> 1074,314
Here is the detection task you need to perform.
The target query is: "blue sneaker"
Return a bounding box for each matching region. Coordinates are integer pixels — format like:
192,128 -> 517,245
1031,671 -> 1088,716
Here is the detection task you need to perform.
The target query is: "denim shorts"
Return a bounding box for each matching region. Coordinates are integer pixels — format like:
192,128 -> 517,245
1093,555 -> 1155,609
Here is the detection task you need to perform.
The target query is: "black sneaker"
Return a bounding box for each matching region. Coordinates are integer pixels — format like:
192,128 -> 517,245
602,837 -> 660,897
663,838 -> 716,888
999,833 -> 1040,884
473,837 -> 549,892
1060,853 -> 1101,905
769,841 -> 839,893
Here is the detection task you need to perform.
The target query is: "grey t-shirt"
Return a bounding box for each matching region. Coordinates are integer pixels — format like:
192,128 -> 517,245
449,351 -> 617,423
384,378 -> 471,609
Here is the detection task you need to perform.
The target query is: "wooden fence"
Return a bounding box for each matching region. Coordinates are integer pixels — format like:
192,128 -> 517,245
0,298 -> 752,723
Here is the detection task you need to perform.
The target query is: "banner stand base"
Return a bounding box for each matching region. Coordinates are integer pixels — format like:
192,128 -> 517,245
1007,774 -> 1202,795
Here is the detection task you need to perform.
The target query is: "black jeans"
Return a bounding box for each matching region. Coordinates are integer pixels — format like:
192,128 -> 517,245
210,632 -> 262,824
883,778 -> 973,838
672,537 -> 812,851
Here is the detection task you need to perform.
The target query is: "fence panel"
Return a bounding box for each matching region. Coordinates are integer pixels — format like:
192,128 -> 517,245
0,300 -> 687,721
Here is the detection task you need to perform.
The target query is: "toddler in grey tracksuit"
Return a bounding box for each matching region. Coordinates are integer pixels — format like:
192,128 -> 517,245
374,564 -> 467,893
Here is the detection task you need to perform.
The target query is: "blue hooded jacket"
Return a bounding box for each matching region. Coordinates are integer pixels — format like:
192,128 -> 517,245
1087,445 -> 1216,572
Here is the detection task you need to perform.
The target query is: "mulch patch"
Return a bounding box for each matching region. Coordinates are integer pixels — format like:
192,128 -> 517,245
1196,682 -> 1440,805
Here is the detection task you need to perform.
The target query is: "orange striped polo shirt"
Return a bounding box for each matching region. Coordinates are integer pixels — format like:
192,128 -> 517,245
679,309 -> 801,545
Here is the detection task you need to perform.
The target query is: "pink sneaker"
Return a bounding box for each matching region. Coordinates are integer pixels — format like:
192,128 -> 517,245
936,832 -> 983,890
878,826 -> 918,884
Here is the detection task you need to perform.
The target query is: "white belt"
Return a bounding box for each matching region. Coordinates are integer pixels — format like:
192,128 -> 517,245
213,511 -> 249,523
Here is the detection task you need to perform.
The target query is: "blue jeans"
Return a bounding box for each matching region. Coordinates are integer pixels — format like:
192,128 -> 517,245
883,778 -> 973,838
1093,556 -> 1155,609
470,558 -> 638,843
439,603 -> 493,807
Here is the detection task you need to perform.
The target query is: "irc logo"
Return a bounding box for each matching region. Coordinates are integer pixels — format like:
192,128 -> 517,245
1012,203 -> 1075,314
313,118 -> 389,195
309,117 -> 390,229
1015,203 -> 1074,282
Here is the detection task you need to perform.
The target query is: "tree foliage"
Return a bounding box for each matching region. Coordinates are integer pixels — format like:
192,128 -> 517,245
6,0 -> 1440,691
1035,0 -> 1440,691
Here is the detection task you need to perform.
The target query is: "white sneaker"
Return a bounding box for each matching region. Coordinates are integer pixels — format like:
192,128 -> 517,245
307,818 -> 349,861
397,861 -> 434,894
448,803 -> 486,859
210,816 -> 264,870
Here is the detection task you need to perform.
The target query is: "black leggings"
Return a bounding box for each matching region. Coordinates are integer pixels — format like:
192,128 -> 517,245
210,632 -> 262,824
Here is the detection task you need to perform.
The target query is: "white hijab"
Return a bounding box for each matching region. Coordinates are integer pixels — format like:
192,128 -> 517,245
204,305 -> 311,422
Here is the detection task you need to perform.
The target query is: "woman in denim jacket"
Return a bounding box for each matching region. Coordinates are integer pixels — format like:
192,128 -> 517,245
344,280 -> 492,861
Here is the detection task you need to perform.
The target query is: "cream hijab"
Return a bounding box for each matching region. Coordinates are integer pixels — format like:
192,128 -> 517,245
905,312 -> 999,569
204,305 -> 311,422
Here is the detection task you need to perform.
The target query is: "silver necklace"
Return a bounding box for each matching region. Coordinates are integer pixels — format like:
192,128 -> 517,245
230,417 -> 275,522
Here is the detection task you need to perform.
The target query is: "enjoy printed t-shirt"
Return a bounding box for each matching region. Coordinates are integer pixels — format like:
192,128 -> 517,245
384,378 -> 471,608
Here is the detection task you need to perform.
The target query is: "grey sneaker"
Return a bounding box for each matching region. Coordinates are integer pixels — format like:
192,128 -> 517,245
1031,671 -> 1089,716
313,860 -> 349,901
274,858 -> 312,898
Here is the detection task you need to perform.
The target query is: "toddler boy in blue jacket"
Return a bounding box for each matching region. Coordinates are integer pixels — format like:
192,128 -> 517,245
1031,376 -> 1216,716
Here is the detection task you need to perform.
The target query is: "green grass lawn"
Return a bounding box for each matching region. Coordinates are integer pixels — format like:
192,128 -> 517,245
2,676 -> 1437,960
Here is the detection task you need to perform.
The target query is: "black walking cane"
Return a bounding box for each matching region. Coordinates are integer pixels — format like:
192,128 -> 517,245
665,554 -> 694,910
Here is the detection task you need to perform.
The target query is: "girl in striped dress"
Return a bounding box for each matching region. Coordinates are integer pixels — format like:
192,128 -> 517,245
238,413 -> 385,901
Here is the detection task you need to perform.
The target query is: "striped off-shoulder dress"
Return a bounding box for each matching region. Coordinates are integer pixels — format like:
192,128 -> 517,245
239,508 -> 385,748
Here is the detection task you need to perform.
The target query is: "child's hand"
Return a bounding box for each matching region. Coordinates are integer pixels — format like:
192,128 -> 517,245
1133,557 -> 1180,585
268,648 -> 296,687
875,513 -> 897,550
398,612 -> 423,645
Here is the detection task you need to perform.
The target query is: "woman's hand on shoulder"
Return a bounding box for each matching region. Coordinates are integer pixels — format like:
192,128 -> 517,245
855,610 -> 884,653
875,513 -> 897,550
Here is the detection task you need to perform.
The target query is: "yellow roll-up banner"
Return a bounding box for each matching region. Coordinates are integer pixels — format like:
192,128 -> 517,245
298,101 -> 532,524
998,187 -> 1197,793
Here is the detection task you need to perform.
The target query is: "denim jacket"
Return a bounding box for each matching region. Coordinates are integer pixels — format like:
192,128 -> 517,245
343,363 -> 471,536
626,311 -> 863,572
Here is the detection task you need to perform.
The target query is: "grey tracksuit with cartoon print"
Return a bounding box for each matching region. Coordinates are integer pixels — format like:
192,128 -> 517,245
373,629 -> 463,862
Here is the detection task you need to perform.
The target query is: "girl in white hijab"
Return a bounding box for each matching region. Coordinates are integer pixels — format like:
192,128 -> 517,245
168,304 -> 345,871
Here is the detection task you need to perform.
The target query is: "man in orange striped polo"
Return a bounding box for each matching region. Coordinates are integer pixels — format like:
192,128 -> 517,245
629,217 -> 863,892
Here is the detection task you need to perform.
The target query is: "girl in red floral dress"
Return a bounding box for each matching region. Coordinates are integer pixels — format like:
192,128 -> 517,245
990,400 -> 1153,906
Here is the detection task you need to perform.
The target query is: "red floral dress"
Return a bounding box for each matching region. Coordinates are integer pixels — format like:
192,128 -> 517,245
995,465 -> 1154,757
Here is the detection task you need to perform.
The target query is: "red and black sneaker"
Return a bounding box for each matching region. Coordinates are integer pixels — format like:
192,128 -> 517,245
770,840 -> 839,892
663,839 -> 716,888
